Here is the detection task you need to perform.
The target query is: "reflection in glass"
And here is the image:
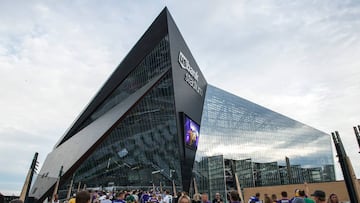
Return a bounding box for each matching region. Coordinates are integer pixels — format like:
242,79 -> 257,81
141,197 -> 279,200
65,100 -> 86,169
195,85 -> 335,198
56,36 -> 182,198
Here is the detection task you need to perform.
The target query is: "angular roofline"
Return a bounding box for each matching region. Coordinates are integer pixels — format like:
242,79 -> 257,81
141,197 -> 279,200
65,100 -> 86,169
55,7 -> 171,148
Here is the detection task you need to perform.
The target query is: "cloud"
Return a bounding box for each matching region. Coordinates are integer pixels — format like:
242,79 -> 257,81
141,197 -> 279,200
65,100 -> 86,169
1,0 -> 360,194
0,128 -> 47,195
178,0 -> 360,180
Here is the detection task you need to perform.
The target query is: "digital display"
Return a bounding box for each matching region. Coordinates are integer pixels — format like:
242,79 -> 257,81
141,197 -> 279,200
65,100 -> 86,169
184,115 -> 200,149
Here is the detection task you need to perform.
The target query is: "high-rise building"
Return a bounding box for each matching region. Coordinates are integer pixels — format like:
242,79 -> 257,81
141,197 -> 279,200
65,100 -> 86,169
29,8 -> 335,203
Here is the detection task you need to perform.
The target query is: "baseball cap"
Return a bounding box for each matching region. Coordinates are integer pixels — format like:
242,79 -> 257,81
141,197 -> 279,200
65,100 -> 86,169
311,190 -> 326,198
294,189 -> 300,197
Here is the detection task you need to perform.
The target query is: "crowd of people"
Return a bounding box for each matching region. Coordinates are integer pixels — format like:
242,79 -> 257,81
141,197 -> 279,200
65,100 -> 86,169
247,189 -> 339,203
1,188 -> 340,203
55,188 -> 339,203
63,189 -> 243,203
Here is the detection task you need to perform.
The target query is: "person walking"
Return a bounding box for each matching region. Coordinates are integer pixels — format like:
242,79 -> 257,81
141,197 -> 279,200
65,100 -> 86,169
101,195 -> 112,203
310,191 -> 326,203
163,191 -> 173,203
292,191 -> 305,203
201,194 -> 210,203
264,196 -> 271,203
248,193 -> 261,203
229,191 -> 241,203
271,194 -> 277,203
326,194 -> 338,203
178,195 -> 191,203
76,191 -> 91,203
192,194 -> 201,203
113,192 -> 126,203
148,194 -> 159,203
212,193 -> 223,203
277,191 -> 289,203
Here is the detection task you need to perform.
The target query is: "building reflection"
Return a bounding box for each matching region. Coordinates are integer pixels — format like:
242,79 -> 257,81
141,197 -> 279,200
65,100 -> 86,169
194,85 -> 335,199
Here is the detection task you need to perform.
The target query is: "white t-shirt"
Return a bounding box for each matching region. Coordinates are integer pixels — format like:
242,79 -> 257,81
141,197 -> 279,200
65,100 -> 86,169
162,195 -> 172,203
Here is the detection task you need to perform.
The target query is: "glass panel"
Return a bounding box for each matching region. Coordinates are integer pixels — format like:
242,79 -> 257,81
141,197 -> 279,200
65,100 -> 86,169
57,72 -> 180,199
65,35 -> 171,142
196,85 -> 335,194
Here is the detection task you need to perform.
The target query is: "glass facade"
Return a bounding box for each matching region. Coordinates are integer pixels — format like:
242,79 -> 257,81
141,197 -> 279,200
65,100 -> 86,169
31,9 -> 208,202
60,36 -> 171,145
58,71 -> 181,195
195,85 -> 335,198
56,84 -> 336,199
30,8 -> 336,202
52,35 -> 186,198
194,155 -> 226,200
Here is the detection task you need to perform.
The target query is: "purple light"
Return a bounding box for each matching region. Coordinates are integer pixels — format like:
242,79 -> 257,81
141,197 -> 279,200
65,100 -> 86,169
184,115 -> 200,149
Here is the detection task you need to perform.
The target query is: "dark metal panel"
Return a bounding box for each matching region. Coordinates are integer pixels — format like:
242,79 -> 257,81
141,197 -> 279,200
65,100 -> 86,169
166,9 -> 208,191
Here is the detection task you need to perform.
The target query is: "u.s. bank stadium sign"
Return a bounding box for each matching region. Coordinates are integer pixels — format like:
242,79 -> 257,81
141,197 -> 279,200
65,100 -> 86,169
178,51 -> 204,96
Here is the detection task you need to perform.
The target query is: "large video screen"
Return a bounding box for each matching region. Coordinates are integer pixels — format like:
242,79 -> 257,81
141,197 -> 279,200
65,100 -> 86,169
184,114 -> 200,149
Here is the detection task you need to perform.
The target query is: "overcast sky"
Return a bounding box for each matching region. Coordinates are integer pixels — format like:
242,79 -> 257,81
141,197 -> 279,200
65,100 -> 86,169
1,0 -> 359,195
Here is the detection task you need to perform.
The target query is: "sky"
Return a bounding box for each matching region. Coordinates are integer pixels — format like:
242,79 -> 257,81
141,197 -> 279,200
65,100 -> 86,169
0,0 -> 360,196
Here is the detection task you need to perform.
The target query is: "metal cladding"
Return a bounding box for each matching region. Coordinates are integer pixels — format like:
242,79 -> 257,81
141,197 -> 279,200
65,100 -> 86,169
30,7 -> 207,202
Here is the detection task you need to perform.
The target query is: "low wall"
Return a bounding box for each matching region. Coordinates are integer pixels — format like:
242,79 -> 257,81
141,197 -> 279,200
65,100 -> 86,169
243,180 -> 360,202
